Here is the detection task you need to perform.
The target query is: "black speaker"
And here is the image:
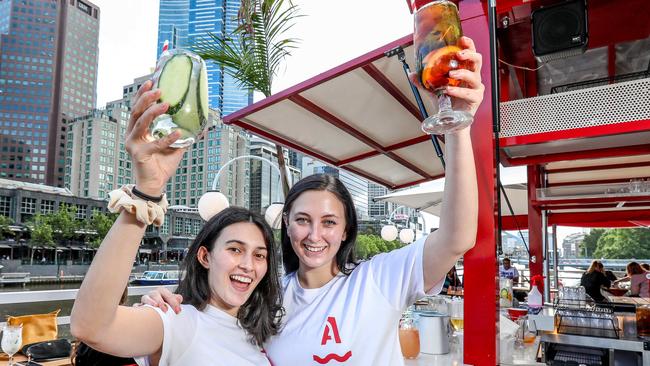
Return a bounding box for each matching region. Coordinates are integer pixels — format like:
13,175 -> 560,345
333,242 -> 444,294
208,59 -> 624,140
532,0 -> 588,62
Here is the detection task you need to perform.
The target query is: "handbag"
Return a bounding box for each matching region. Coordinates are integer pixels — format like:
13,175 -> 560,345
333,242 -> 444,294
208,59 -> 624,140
7,309 -> 60,346
20,339 -> 72,361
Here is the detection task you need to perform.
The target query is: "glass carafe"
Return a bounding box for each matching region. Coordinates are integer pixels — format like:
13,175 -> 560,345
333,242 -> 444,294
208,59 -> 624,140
399,311 -> 420,359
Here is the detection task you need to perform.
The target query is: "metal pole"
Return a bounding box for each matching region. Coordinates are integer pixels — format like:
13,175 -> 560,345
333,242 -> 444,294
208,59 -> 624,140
552,224 -> 560,292
209,155 -> 284,202
384,46 -> 446,169
542,210 -> 551,302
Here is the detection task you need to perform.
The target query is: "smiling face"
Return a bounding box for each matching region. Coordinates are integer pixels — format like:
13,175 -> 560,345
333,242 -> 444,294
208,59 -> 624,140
198,222 -> 268,316
285,190 -> 347,274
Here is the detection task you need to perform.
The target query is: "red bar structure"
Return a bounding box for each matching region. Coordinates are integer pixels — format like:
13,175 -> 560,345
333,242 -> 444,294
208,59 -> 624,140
460,9 -> 498,366
527,166 -> 544,291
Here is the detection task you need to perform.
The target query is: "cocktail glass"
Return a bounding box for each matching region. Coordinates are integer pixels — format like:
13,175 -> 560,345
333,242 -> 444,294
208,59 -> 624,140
450,298 -> 464,332
1,324 -> 22,366
150,49 -> 211,148
414,0 -> 473,134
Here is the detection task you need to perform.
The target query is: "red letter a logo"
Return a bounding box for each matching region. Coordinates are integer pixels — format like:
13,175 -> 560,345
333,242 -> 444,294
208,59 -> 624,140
320,316 -> 342,345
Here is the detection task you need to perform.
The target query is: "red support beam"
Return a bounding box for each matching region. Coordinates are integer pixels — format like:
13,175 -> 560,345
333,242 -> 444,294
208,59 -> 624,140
288,94 -> 434,180
361,64 -> 423,121
499,120 -> 650,148
505,143 -> 650,166
527,165 -> 544,295
461,12 -> 498,366
337,135 -> 431,166
534,195 -> 650,207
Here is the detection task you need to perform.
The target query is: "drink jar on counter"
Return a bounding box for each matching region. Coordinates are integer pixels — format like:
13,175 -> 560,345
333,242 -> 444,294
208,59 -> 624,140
399,311 -> 420,359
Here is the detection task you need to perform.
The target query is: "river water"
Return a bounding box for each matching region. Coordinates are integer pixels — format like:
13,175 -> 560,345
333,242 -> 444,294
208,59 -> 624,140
1,282 -> 145,340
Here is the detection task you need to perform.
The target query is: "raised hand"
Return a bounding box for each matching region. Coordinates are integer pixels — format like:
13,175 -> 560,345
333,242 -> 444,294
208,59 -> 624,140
126,80 -> 187,196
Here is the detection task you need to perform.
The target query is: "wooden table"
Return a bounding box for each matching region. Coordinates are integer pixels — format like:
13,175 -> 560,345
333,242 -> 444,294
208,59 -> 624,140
605,295 -> 650,305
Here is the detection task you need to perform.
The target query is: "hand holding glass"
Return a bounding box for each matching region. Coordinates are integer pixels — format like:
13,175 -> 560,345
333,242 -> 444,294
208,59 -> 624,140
414,0 -> 473,134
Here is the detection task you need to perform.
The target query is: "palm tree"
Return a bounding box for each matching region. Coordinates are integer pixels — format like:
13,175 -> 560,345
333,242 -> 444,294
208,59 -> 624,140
193,0 -> 302,197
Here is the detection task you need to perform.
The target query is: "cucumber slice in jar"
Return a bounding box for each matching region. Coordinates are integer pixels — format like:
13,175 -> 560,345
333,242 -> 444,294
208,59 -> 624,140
197,61 -> 209,122
157,54 -> 193,115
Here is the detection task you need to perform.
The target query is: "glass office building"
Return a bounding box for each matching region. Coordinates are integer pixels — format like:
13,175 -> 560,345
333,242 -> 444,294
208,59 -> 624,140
157,0 -> 252,116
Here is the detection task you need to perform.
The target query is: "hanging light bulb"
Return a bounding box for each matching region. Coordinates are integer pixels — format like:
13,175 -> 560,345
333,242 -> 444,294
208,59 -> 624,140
197,191 -> 229,221
381,225 -> 398,241
399,228 -> 415,244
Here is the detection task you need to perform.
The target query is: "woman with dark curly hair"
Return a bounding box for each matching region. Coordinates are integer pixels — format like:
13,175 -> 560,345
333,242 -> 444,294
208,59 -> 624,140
70,81 -> 282,366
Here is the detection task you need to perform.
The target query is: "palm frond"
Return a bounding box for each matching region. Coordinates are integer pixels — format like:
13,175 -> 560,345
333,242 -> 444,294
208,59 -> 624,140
191,0 -> 302,97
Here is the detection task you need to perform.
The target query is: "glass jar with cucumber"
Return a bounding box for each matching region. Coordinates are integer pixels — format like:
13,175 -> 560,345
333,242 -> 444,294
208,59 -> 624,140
150,49 -> 211,148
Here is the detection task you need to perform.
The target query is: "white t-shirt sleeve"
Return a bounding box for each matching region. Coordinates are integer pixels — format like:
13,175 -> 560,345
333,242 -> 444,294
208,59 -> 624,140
513,267 -> 520,278
134,305 -> 197,366
367,236 -> 444,311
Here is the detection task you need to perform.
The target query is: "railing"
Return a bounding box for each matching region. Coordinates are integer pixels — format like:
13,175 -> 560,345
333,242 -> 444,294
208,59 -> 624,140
0,285 -> 177,327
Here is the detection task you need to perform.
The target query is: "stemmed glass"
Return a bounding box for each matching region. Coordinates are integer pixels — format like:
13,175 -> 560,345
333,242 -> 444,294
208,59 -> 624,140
413,0 -> 473,134
1,324 -> 22,366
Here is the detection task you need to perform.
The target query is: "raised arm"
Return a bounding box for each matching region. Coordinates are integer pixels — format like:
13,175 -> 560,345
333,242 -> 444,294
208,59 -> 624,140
421,36 -> 483,290
70,81 -> 185,357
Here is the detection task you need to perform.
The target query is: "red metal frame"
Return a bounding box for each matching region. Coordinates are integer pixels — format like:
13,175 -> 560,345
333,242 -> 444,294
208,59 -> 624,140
527,165 -> 544,293
499,120 -> 650,148
459,12 -> 498,366
504,144 -> 650,167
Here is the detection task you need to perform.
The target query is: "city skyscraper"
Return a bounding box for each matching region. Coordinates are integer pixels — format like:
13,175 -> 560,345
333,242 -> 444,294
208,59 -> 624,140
249,138 -> 300,214
0,0 -> 99,186
156,0 -> 252,116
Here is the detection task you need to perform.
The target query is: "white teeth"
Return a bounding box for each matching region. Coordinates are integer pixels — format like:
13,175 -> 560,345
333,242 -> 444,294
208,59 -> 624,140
304,244 -> 325,253
230,275 -> 252,284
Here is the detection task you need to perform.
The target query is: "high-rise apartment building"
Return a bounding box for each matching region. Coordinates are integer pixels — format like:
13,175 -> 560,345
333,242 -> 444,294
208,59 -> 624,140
249,138 -> 300,214
66,75 -> 250,208
64,104 -> 131,199
0,0 -> 99,186
156,0 -> 252,116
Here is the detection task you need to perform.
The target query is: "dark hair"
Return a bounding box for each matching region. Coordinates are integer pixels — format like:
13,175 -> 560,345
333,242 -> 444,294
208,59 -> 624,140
627,261 -> 645,276
642,263 -> 650,271
176,207 -> 283,347
503,258 -> 511,263
281,174 -> 359,275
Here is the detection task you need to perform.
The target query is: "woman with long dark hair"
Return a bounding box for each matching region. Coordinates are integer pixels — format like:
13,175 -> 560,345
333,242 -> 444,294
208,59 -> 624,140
70,80 -> 282,366
145,35 -> 484,366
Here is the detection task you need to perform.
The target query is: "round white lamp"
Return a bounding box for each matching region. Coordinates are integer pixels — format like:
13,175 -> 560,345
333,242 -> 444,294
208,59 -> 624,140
198,191 -> 229,221
399,228 -> 415,244
380,225 -> 398,241
264,202 -> 285,230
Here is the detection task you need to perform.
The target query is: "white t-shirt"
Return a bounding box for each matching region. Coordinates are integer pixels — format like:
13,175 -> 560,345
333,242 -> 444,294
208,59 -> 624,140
135,304 -> 271,366
265,237 -> 443,366
499,265 -> 519,280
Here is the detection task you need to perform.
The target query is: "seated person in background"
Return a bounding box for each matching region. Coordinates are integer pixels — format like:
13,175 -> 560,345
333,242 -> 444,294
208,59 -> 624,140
580,260 -> 611,302
499,258 -> 519,285
441,266 -> 462,295
627,262 -> 650,298
642,263 -> 650,271
604,269 -> 618,283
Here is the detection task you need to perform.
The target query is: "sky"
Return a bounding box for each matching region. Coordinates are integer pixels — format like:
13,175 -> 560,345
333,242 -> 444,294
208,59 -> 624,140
90,0 -> 580,243
92,0 -> 415,107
